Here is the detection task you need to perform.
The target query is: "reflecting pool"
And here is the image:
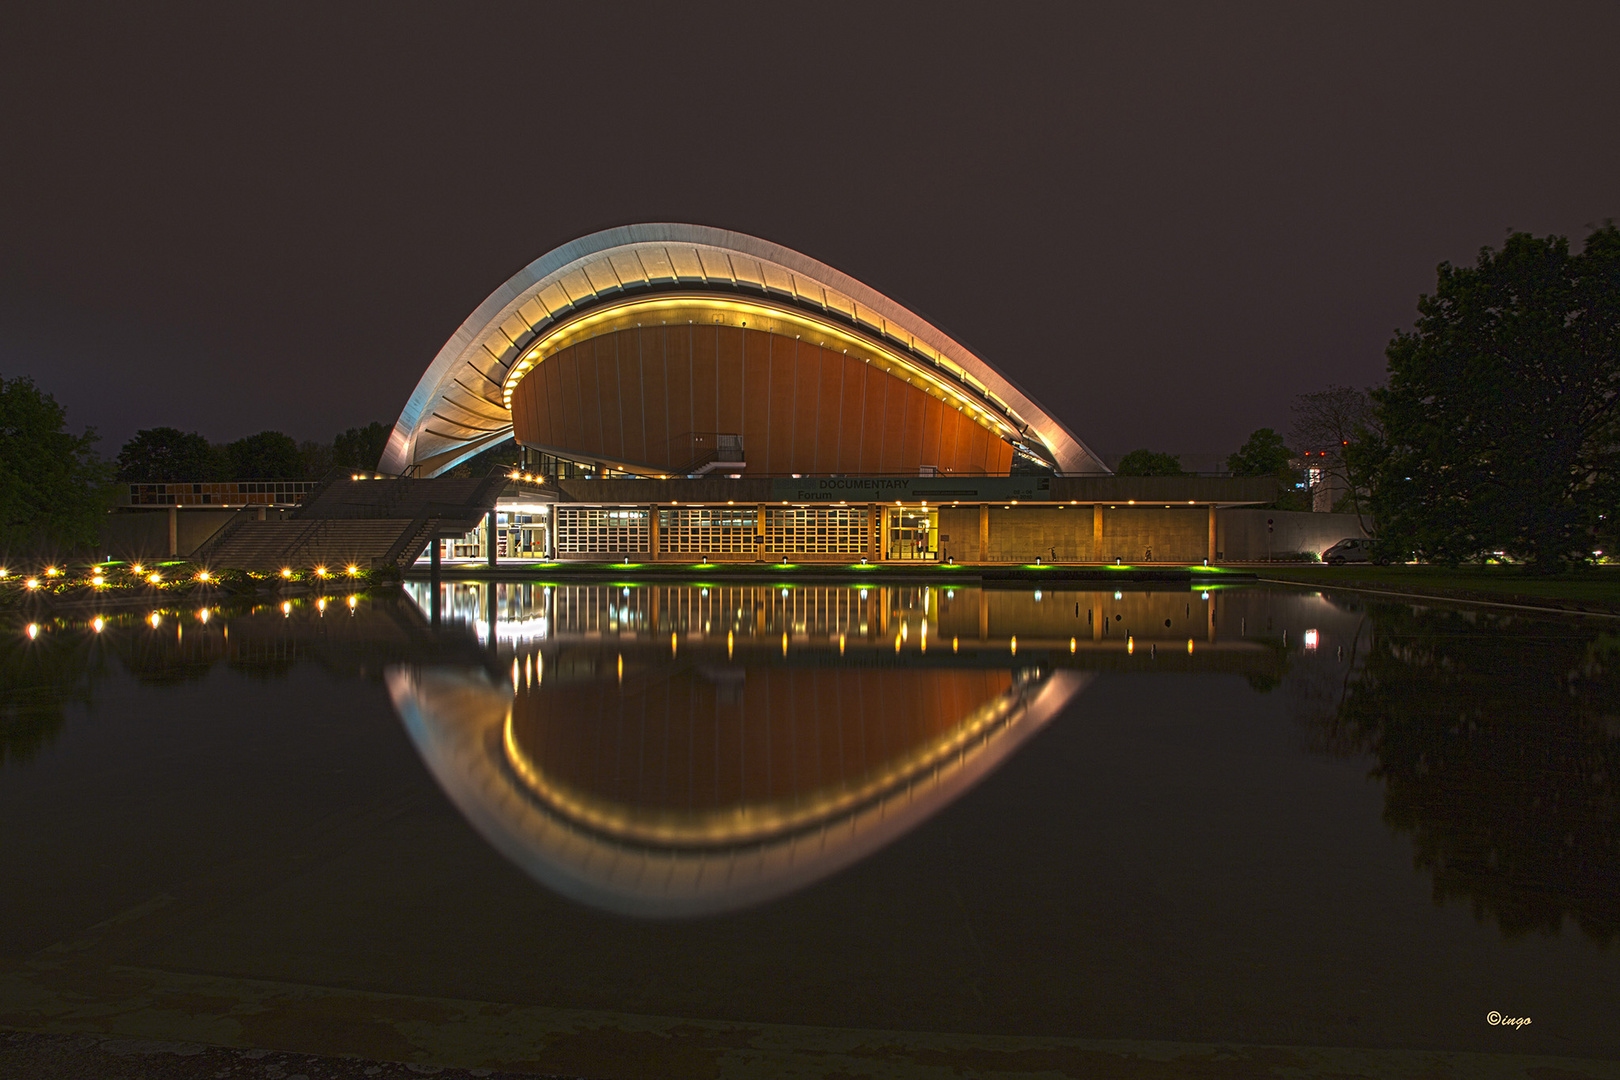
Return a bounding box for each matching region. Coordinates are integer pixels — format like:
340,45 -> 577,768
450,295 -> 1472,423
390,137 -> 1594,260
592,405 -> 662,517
2,582 -> 1617,1074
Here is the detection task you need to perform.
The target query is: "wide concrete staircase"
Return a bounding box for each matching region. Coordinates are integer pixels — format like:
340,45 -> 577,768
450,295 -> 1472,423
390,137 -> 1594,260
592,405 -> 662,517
191,470 -> 516,572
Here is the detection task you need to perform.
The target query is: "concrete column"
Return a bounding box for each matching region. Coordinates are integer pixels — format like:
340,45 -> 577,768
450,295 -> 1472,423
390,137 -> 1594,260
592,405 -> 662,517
487,508 -> 498,567
256,506 -> 266,522
648,504 -> 660,561
868,505 -> 880,561
1093,505 -> 1103,564
168,506 -> 178,556
429,537 -> 441,574
978,505 -> 989,562
1207,505 -> 1218,563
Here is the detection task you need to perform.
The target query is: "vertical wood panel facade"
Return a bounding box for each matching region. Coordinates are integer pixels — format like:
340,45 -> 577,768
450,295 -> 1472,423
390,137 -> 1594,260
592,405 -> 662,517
511,326 -> 1023,476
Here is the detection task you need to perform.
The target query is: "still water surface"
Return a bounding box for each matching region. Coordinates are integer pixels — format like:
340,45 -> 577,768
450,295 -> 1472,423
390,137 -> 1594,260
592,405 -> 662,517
3,580 -> 1617,1064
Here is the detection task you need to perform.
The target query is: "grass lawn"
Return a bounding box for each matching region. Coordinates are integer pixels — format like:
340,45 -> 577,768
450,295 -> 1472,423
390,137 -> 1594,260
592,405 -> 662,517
1255,564 -> 1620,609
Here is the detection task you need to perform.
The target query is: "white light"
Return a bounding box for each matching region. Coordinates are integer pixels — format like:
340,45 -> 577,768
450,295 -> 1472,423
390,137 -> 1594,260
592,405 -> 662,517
1304,629 -> 1319,650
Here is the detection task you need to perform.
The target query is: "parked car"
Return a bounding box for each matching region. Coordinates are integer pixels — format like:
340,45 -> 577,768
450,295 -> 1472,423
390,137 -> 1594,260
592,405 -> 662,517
1322,537 -> 1372,565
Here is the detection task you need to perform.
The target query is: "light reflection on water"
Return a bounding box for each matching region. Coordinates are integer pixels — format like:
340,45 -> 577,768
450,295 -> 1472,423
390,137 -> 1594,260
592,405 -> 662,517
389,581 -> 1334,916
5,583 -> 1616,941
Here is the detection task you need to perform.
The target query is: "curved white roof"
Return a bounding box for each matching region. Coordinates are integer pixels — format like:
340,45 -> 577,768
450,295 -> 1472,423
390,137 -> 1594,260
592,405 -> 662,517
382,224 -> 1107,476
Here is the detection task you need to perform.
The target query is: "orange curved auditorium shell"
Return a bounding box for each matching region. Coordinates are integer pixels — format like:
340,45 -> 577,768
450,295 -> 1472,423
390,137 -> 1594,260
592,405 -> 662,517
508,306 -> 1014,477
381,224 -> 1107,478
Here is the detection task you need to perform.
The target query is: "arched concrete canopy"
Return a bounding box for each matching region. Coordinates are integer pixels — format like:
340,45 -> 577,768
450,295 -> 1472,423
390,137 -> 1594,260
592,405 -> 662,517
383,224 -> 1108,477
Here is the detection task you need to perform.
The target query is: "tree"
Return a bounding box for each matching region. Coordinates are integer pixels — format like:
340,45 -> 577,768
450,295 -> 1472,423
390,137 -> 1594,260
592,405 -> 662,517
0,374 -> 110,553
1291,386 -> 1381,525
1227,427 -> 1293,476
1372,226 -> 1620,569
1115,449 -> 1185,476
299,439 -> 334,479
1227,428 -> 1309,511
225,431 -> 303,479
116,427 -> 224,482
333,421 -> 392,471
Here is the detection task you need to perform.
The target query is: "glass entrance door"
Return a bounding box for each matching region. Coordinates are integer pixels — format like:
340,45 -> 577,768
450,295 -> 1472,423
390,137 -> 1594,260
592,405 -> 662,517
885,507 -> 938,561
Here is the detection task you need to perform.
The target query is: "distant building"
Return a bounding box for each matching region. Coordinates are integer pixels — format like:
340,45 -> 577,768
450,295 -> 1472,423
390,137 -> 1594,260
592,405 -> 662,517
1293,448 -> 1352,513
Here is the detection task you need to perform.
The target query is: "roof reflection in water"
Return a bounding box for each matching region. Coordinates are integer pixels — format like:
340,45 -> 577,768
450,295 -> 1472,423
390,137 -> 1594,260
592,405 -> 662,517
390,582 -> 1090,917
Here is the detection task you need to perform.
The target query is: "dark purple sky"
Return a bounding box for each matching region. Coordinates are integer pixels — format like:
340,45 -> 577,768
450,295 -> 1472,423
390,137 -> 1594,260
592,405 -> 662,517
2,3 -> 1616,463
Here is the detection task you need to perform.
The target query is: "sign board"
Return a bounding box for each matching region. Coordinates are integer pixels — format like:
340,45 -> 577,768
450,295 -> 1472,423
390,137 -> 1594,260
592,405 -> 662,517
768,476 -> 1052,503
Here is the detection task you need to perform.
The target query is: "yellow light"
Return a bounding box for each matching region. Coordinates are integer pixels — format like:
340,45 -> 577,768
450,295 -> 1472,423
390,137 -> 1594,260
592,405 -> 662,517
317,597 -> 327,612
1010,635 -> 1017,655
1070,637 -> 1077,653
281,568 -> 293,578
347,594 -> 357,609
148,573 -> 162,584
131,564 -> 144,574
670,631 -> 678,656
195,570 -> 210,581
45,566 -> 60,576
315,566 -> 328,577
1127,636 -> 1134,655
346,565 -> 359,576
727,630 -> 734,659
782,632 -> 789,656
25,578 -> 40,590
26,623 -> 39,639
0,569 -> 8,578
1187,638 -> 1195,654
92,575 -> 104,586
617,654 -> 623,683
281,601 -> 292,616
952,636 -> 959,652
149,612 -> 161,628
838,633 -> 846,655
92,617 -> 104,633
198,607 -> 210,623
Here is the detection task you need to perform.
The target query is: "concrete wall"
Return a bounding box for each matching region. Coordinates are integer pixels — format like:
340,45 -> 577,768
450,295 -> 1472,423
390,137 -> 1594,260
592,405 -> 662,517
1098,506 -> 1208,564
1215,509 -> 1368,561
101,508 -> 291,561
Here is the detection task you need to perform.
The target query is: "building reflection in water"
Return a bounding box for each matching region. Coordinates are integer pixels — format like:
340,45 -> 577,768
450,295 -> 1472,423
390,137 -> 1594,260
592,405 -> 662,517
393,581 -> 1102,917
391,580 -> 1310,917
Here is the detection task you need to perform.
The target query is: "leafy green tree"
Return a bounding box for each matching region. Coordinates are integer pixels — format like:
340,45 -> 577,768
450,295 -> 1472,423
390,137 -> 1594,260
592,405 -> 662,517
1227,427 -> 1309,510
0,374 -> 110,552
1227,427 -> 1293,476
1114,449 -> 1185,476
333,421 -> 393,471
225,431 -> 303,479
299,439 -> 335,479
116,427 -> 224,482
1372,226 -> 1620,569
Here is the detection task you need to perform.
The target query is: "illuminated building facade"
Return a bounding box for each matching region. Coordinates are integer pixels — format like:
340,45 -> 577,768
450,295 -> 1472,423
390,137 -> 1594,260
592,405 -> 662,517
387,225 -> 1274,563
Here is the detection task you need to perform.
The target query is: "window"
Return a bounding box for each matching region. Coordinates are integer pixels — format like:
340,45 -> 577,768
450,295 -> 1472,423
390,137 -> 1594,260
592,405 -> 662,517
658,507 -> 758,554
762,507 -> 868,555
554,507 -> 649,554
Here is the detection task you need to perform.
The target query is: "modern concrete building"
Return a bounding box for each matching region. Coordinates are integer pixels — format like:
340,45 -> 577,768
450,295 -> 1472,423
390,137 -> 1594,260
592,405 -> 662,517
386,225 -> 1275,564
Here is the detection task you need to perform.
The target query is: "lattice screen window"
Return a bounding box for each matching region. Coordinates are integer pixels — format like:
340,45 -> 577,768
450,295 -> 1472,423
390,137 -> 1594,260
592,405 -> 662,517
657,507 -> 759,554
762,508 -> 868,554
554,507 -> 649,554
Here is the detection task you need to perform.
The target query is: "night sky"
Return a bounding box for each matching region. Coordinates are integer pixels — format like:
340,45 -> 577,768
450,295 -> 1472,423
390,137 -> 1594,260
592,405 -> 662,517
3,3 -> 1616,465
